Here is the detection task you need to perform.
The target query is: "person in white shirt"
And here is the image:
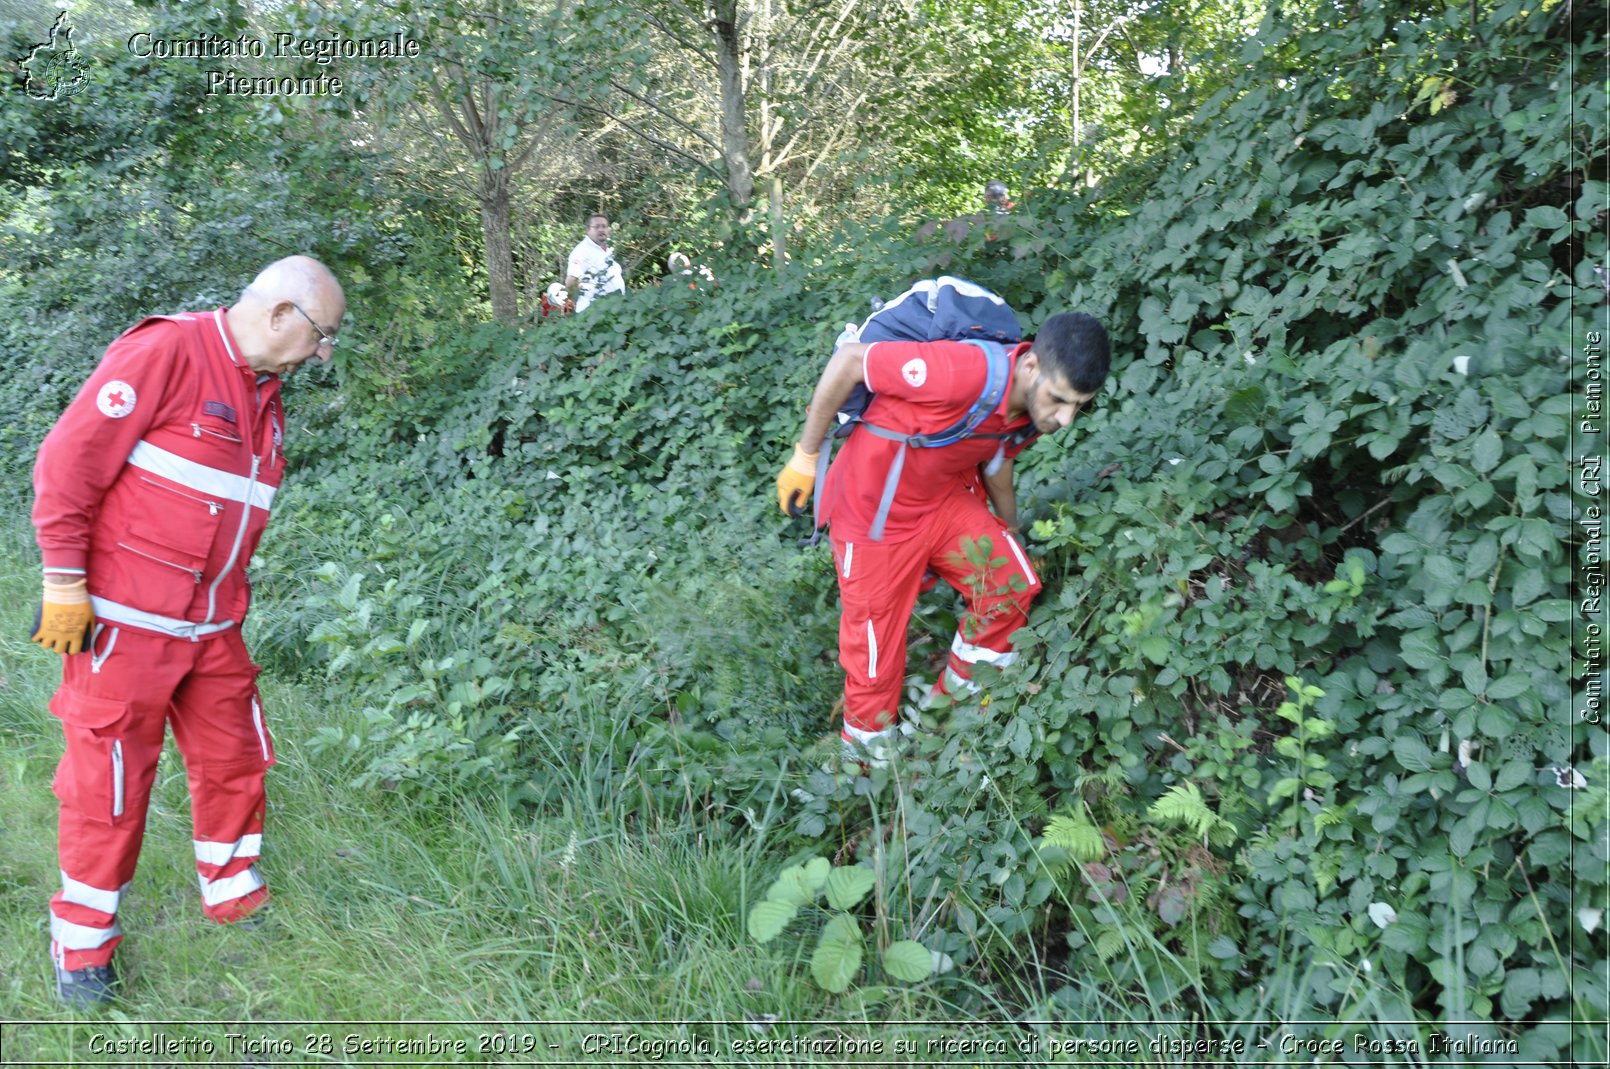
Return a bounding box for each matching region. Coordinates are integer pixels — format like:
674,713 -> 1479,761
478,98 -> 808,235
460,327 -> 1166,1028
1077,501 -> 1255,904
564,214 -> 625,312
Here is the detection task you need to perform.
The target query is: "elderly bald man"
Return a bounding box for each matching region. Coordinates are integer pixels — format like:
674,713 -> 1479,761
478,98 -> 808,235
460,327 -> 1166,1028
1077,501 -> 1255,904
29,256 -> 346,1007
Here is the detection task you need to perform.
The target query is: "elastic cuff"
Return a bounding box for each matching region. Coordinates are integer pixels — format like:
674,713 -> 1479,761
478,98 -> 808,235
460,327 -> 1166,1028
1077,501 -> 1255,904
43,577 -> 89,600
41,547 -> 89,573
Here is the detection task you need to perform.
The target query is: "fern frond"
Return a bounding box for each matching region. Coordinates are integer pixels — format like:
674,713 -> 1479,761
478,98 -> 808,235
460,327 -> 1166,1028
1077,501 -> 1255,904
1148,782 -> 1216,838
1044,812 -> 1107,863
1094,928 -> 1126,961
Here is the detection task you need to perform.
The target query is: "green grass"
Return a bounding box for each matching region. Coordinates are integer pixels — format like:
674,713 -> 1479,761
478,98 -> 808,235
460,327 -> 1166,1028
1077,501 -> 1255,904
0,514 -> 1029,1066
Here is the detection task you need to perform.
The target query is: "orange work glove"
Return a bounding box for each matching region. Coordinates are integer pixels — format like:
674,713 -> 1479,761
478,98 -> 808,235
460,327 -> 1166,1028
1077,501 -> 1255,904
31,577 -> 95,655
776,443 -> 819,516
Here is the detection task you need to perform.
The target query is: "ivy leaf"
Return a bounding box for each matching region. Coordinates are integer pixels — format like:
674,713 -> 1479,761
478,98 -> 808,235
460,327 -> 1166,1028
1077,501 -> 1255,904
1523,206 -> 1568,230
1140,634 -> 1171,665
1500,967 -> 1545,1018
881,940 -> 934,983
1470,428 -> 1502,473
810,914 -> 864,993
1392,735 -> 1434,772
747,900 -> 798,943
1486,673 -> 1530,701
823,866 -> 877,910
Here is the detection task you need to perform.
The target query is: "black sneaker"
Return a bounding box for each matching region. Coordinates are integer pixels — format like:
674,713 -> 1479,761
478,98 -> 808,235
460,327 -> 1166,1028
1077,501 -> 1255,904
54,960 -> 118,1009
233,903 -> 271,931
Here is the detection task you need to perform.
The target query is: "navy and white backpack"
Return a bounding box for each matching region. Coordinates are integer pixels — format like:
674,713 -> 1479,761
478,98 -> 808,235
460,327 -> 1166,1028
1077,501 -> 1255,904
811,276 -> 1033,541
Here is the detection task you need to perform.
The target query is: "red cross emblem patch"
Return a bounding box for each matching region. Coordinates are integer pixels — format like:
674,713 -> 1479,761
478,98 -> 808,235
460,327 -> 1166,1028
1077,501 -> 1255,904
96,380 -> 137,418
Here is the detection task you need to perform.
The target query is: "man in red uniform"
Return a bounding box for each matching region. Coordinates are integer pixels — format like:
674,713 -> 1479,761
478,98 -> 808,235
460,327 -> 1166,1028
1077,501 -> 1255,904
30,255 -> 346,1006
776,313 -> 1109,760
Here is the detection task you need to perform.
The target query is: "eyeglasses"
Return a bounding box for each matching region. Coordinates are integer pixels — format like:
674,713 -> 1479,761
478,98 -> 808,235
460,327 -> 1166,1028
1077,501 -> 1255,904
290,302 -> 339,350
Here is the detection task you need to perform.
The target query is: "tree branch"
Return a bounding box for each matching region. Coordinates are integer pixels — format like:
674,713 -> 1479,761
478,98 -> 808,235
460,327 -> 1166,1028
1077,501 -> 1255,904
607,78 -> 721,152
530,87 -> 719,175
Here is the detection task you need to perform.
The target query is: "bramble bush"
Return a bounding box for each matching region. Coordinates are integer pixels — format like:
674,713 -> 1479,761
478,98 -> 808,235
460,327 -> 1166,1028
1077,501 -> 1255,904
772,0 -> 1602,1051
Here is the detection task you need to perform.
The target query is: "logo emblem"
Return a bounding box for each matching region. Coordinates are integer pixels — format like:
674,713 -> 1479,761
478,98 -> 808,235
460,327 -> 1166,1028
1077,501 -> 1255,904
96,380 -> 137,418
901,358 -> 927,387
19,12 -> 89,101
203,400 -> 238,424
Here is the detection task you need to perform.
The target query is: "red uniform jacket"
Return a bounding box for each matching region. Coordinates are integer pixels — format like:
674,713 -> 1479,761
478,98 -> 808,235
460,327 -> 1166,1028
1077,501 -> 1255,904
32,309 -> 287,641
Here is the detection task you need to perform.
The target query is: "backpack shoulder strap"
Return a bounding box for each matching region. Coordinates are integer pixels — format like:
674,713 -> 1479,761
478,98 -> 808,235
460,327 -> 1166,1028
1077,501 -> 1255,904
852,340 -> 1014,541
911,339 -> 1010,447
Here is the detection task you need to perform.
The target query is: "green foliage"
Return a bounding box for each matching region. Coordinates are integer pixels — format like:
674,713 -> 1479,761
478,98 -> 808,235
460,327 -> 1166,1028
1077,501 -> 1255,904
1148,782 -> 1238,847
0,0 -> 1601,1050
785,0 -> 1603,1047
748,857 -> 934,993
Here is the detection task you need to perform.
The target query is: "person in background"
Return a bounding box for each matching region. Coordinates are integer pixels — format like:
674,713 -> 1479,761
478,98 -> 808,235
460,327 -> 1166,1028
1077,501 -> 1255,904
540,281 -> 570,318
564,213 -> 625,312
30,256 -> 345,1007
984,180 -> 1015,215
666,250 -> 716,290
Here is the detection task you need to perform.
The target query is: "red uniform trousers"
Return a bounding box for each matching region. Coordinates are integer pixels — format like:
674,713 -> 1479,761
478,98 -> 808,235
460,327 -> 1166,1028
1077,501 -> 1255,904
830,486 -> 1041,743
48,625 -> 274,970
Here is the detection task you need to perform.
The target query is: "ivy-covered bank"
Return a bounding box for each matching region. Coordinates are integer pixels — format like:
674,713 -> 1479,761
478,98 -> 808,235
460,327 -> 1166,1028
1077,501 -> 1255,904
2,0 -> 1603,1054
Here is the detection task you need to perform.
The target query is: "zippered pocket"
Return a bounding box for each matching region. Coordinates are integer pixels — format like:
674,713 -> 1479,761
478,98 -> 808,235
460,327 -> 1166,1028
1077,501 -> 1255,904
111,740 -> 125,818
250,693 -> 275,765
191,421 -> 243,444
138,476 -> 221,516
116,541 -> 203,582
47,689 -> 133,826
89,625 -> 120,674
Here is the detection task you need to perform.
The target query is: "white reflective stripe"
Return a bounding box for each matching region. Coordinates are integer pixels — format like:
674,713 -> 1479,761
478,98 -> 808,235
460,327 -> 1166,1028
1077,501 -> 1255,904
951,633 -> 1019,667
127,441 -> 277,511
945,665 -> 981,695
50,913 -> 122,950
842,542 -> 854,579
90,596 -> 236,641
193,835 -> 263,868
842,722 -> 894,746
59,873 -> 125,915
198,866 -> 264,907
866,619 -> 878,680
1005,531 -> 1037,585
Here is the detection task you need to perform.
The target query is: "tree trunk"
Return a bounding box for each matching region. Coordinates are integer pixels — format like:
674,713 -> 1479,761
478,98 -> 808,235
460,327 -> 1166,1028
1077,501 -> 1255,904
712,1 -> 755,209
478,167 -> 519,322
768,174 -> 787,268
1070,0 -> 1082,183
757,0 -> 782,266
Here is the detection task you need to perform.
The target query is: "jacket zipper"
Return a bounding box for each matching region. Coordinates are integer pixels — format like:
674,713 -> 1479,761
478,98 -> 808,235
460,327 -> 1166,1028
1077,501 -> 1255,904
205,454 -> 261,624
192,422 -> 243,444
117,541 -> 203,582
138,476 -> 222,515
